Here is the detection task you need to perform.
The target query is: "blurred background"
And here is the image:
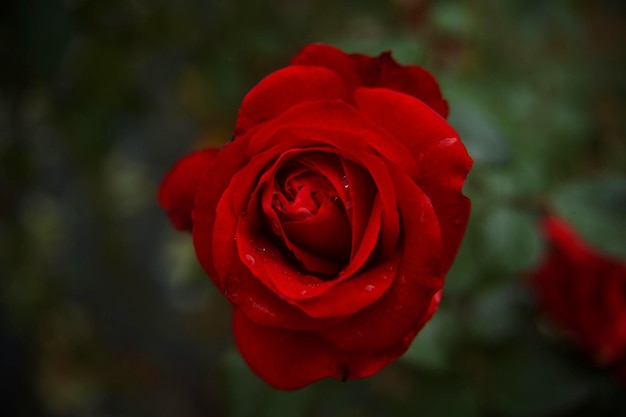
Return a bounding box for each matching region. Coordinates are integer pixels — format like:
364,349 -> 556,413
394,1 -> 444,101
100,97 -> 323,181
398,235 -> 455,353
1,0 -> 625,416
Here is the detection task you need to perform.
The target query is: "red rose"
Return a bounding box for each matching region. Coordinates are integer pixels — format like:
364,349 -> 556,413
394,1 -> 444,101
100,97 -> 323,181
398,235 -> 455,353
158,44 -> 472,390
531,216 -> 626,371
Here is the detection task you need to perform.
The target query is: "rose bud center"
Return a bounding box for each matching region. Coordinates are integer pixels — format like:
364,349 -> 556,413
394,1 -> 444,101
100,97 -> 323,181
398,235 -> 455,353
268,159 -> 353,276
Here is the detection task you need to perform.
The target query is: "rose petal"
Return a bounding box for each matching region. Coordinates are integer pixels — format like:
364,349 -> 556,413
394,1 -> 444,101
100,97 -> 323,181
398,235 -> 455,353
251,121 -> 404,265
209,145 -> 349,300
290,43 -> 362,97
244,99 -> 420,180
350,52 -> 449,117
193,137 -> 254,287
222,258 -> 343,331
158,149 -> 218,231
238,151 -> 398,316
355,87 -> 472,271
283,151 -> 380,264
197,145 -> 345,330
257,149 -> 347,275
542,217 -> 595,262
282,197 -> 352,264
340,159 -> 377,258
233,308 -> 416,390
235,66 -> 347,135
318,168 -> 445,351
532,217 -> 626,364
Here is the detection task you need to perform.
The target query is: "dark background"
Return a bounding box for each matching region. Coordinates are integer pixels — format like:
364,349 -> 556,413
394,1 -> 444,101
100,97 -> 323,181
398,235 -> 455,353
1,0 -> 625,416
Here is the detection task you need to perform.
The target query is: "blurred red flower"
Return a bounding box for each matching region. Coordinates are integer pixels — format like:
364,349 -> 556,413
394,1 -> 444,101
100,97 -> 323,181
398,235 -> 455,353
531,216 -> 626,375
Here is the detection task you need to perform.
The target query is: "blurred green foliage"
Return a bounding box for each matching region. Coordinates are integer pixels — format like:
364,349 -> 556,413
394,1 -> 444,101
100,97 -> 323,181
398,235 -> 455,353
1,0 -> 625,416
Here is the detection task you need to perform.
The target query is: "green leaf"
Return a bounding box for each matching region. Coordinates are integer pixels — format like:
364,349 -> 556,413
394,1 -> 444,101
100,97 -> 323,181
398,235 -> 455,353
481,207 -> 542,274
482,343 -> 598,417
466,282 -> 525,345
448,101 -> 511,165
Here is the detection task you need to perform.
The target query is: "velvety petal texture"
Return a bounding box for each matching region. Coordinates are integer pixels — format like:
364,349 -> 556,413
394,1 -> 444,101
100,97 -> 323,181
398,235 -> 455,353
531,217 -> 626,370
158,44 -> 472,390
158,149 -> 219,231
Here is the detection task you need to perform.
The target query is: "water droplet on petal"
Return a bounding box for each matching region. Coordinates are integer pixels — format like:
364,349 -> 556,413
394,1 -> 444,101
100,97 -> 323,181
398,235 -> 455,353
400,275 -> 408,284
382,275 -> 389,281
341,176 -> 349,190
364,284 -> 375,292
439,137 -> 457,148
385,265 -> 394,272
300,289 -> 308,296
453,215 -> 463,225
244,254 -> 256,265
297,207 -> 313,217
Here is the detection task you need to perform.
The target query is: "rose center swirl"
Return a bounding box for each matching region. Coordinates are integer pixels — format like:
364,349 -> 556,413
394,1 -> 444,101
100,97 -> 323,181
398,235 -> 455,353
265,156 -> 353,277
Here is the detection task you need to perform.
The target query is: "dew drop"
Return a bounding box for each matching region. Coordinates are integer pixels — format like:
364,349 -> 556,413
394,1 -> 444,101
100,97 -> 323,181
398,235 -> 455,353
344,200 -> 353,210
439,137 -> 457,148
393,305 -> 403,311
453,215 -> 463,225
382,275 -> 389,281
297,207 -> 313,217
300,289 -> 308,296
385,265 -> 394,272
244,254 -> 256,265
341,176 -> 349,190
364,284 -> 375,292
400,274 -> 408,284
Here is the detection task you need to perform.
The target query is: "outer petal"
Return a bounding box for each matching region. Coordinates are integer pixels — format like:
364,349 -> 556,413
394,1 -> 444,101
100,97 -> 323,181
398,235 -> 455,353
291,44 -> 448,117
222,259 -> 343,331
244,99 -> 420,180
355,88 -> 472,271
290,43 -> 362,95
158,149 -> 219,231
234,65 -> 347,135
350,52 -> 449,117
193,138 -> 252,286
232,302 -> 434,391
